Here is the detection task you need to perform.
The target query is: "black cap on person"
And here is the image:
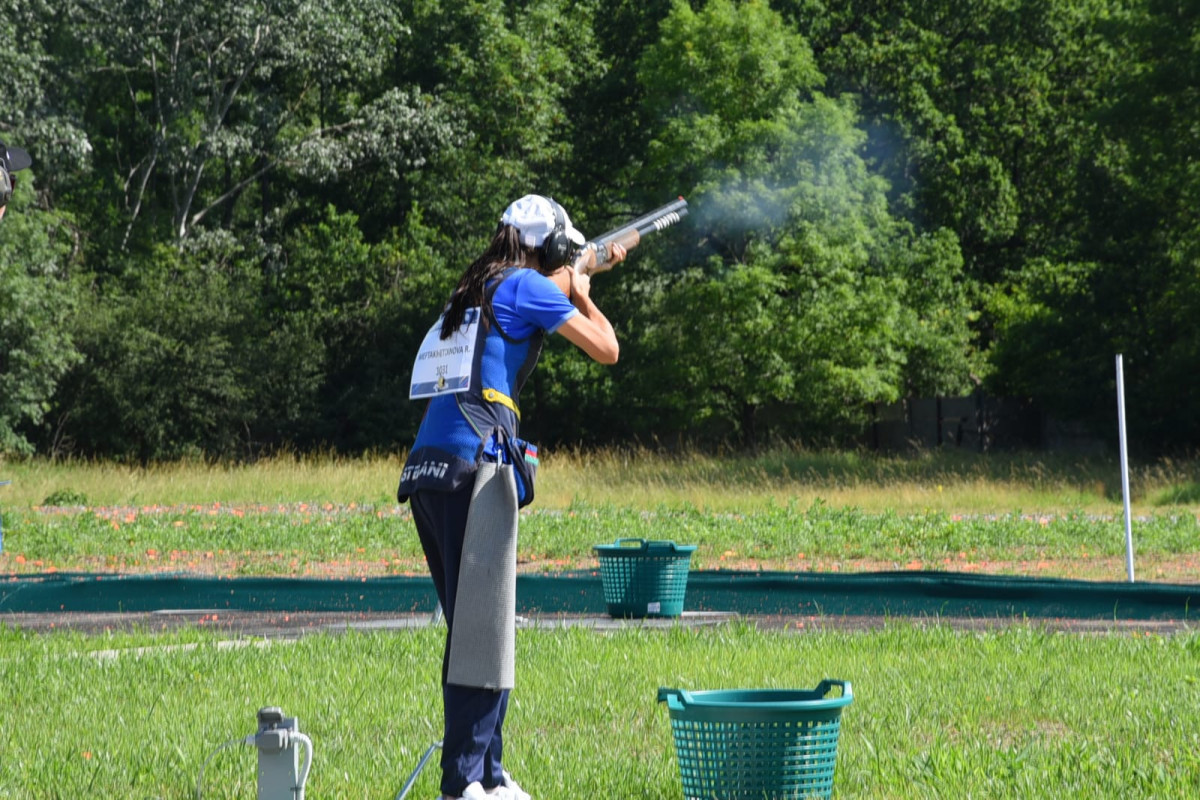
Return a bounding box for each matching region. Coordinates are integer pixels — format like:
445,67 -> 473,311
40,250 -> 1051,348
0,141 -> 32,172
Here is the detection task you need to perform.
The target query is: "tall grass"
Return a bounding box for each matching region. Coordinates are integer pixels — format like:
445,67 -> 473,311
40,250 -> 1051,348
3,448 -> 1196,578
0,452 -> 408,509
3,447 -> 1198,513
4,498 -> 1198,578
2,623 -> 1197,799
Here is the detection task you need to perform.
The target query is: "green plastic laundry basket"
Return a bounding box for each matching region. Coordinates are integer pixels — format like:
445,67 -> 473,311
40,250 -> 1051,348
657,681 -> 853,800
593,538 -> 696,618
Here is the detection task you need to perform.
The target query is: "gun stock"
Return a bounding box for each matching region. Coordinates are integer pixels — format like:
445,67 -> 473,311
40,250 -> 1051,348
574,197 -> 689,275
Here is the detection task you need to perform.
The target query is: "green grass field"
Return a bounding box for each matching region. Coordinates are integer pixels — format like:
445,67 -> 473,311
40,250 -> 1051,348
2,623 -> 1198,799
2,449 -> 1198,798
2,449 -> 1197,580
4,499 -> 1200,582
3,447 -> 1199,512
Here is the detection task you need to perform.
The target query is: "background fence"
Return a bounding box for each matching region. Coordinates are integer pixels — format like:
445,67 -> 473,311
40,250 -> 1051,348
867,395 -> 1106,453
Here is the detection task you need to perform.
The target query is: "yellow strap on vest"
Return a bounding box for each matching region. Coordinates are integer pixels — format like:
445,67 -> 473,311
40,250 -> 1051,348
482,387 -> 521,420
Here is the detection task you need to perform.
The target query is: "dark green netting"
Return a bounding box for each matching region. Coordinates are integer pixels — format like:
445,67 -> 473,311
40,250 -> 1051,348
1,571 -> 1195,620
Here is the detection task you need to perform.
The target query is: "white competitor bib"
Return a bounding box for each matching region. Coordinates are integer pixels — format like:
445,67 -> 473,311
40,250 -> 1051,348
409,307 -> 481,399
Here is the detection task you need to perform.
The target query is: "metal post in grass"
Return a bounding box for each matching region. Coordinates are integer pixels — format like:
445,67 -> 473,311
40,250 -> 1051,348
1116,355 -> 1135,582
0,479 -> 9,553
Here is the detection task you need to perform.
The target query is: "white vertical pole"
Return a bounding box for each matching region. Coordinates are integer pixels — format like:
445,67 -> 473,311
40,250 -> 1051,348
1116,354 -> 1135,582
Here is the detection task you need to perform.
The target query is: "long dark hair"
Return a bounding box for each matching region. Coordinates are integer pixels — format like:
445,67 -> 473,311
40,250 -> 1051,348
441,223 -> 546,338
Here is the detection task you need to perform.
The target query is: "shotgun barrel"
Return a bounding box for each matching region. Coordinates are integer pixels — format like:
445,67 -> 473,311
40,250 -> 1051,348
575,197 -> 689,274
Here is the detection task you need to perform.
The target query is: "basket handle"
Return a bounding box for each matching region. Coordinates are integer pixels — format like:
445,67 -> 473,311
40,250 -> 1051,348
615,538 -> 686,552
814,679 -> 852,702
614,538 -> 648,549
656,687 -> 695,708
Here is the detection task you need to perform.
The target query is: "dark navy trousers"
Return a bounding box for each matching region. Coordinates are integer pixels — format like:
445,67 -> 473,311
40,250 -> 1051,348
411,482 -> 510,797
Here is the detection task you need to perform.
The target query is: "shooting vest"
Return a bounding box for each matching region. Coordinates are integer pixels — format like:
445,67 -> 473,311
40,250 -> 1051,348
398,269 -> 543,505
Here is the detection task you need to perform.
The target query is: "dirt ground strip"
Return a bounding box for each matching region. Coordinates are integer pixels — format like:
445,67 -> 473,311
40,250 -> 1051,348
3,609 -> 1194,637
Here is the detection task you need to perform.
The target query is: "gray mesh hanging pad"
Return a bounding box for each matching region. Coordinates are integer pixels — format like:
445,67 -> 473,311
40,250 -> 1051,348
446,460 -> 519,689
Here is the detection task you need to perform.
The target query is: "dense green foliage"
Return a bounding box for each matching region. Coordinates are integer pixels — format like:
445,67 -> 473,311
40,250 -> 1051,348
1,0 -> 1197,458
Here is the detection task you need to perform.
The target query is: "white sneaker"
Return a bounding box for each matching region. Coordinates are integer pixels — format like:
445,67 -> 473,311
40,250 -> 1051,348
491,772 -> 530,800
460,783 -> 489,800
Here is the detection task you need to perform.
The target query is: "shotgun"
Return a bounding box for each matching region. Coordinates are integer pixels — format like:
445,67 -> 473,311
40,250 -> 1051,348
573,197 -> 689,275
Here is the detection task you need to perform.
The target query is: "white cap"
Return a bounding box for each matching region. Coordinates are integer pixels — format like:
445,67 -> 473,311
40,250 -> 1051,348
500,194 -> 586,249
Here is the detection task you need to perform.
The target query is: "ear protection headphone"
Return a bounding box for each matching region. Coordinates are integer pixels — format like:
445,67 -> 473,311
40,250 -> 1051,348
538,196 -> 574,271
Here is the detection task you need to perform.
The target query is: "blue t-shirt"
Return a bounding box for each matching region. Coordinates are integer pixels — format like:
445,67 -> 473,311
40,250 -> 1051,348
400,269 -> 576,495
490,268 -> 578,337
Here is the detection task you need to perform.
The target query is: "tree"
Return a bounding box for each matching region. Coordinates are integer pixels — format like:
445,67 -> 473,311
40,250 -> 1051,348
390,0 -> 607,259
61,0 -> 453,252
789,0 -> 1127,279
0,174 -> 81,455
620,0 -> 972,444
52,245 -> 265,461
0,0 -> 91,178
987,0 -> 1200,449
267,204 -> 458,451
